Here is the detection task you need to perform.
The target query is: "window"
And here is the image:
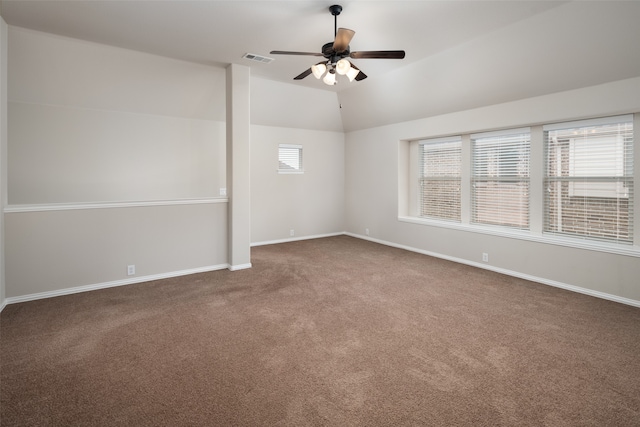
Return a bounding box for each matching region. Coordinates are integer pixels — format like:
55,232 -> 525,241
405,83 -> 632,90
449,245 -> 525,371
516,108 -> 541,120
471,129 -> 530,229
419,137 -> 461,221
278,144 -> 303,174
544,115 -> 633,244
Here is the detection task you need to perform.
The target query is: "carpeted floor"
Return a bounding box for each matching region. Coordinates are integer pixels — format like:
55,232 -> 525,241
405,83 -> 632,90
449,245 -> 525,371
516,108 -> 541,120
1,235 -> 639,426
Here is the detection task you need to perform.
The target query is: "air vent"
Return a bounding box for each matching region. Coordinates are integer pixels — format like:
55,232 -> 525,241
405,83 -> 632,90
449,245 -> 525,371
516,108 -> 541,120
242,53 -> 274,64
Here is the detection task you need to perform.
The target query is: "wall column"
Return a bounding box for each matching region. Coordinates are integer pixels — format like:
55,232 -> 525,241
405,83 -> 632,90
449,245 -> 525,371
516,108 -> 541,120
0,17 -> 7,309
226,64 -> 251,270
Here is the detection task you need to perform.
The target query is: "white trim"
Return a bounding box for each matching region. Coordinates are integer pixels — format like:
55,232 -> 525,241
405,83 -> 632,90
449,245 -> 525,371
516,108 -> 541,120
471,127 -> 531,140
3,198 -> 227,213
277,169 -> 304,174
3,264 -> 229,305
344,232 -> 640,308
4,233 -> 637,310
418,135 -> 461,145
279,143 -> 303,149
543,114 -> 633,131
228,263 -> 252,271
251,232 -> 345,247
398,215 -> 640,258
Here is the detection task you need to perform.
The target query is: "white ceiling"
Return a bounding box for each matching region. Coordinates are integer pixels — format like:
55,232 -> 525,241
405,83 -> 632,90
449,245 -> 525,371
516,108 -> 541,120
0,0 -> 567,92
1,1 -> 639,132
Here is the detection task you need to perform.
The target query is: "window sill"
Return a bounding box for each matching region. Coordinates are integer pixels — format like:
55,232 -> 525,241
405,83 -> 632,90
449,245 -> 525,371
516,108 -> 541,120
398,215 -> 640,258
278,169 -> 304,174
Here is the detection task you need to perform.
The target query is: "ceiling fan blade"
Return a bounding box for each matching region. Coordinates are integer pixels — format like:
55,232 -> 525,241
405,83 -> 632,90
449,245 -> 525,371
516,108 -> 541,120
270,50 -> 324,56
349,63 -> 367,81
333,28 -> 355,53
350,50 -> 406,59
293,68 -> 313,80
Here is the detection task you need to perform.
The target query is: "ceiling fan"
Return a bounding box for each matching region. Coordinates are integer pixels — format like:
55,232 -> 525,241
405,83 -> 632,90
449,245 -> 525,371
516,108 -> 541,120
270,4 -> 405,85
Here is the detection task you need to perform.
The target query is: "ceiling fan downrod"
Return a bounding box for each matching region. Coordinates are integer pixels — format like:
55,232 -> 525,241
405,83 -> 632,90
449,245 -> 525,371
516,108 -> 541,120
329,4 -> 342,38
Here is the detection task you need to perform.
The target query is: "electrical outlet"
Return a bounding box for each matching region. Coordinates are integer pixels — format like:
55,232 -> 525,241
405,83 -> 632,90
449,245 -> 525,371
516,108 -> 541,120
127,265 -> 135,276
482,253 -> 489,263
365,228 -> 370,236
290,229 -> 295,237
219,188 -> 227,196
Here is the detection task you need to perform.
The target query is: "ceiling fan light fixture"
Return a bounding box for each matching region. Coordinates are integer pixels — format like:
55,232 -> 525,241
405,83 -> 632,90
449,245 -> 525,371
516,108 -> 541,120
323,70 -> 337,85
270,5 -> 405,85
335,58 -> 351,75
311,63 -> 327,79
345,66 -> 360,82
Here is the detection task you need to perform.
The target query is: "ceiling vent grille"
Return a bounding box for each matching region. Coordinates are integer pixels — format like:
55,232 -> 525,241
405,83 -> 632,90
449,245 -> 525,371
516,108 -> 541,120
242,53 -> 274,64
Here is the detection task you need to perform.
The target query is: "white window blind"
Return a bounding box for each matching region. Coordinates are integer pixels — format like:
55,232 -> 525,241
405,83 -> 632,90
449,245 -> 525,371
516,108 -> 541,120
471,129 -> 530,229
419,137 -> 461,221
544,115 -> 633,244
278,144 -> 303,174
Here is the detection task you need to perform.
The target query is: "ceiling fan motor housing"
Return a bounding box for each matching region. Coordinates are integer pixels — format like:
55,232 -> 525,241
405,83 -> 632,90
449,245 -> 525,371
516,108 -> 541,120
322,42 -> 350,63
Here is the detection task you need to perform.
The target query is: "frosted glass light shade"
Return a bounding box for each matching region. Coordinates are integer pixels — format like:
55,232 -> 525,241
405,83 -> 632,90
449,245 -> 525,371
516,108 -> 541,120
336,59 -> 351,75
323,71 -> 336,85
311,63 -> 327,79
346,67 -> 360,82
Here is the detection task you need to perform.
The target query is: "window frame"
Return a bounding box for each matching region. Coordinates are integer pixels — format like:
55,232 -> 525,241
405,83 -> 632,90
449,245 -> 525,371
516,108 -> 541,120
418,136 -> 462,222
400,114 -> 639,258
470,128 -> 531,230
278,144 -> 304,174
543,115 -> 634,245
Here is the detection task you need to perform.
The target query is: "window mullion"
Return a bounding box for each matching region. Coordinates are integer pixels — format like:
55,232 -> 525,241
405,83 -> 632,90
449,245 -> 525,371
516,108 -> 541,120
529,125 -> 544,235
634,113 -> 640,247
460,134 -> 472,225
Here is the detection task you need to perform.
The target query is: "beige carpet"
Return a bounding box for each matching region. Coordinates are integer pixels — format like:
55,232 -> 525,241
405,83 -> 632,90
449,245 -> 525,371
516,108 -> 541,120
2,235 -> 639,426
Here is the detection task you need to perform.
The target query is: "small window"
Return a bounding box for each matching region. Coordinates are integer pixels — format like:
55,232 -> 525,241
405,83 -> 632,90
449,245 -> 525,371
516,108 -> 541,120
278,144 -> 303,174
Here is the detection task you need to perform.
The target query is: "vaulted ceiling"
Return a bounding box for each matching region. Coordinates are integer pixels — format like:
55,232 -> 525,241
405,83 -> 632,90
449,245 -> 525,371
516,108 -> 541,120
2,1 -> 639,131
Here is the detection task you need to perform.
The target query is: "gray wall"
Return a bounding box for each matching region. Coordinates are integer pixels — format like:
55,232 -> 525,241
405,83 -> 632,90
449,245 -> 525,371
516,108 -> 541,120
3,28 -> 346,302
4,27 -> 229,299
345,77 -> 640,305
251,124 -> 345,244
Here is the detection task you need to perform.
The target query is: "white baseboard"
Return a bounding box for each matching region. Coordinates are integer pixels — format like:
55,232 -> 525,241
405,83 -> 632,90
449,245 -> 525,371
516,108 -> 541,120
3,264 -> 229,306
4,233 -> 637,310
345,232 -> 640,308
228,263 -> 252,271
251,232 -> 344,247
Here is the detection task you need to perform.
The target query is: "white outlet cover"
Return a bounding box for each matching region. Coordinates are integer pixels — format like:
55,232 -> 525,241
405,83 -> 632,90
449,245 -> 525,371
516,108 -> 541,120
220,188 -> 227,196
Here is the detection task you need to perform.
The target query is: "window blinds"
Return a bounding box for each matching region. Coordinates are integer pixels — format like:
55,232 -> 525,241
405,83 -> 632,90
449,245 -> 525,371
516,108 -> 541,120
419,137 -> 461,221
278,144 -> 303,173
544,115 -> 633,244
471,129 -> 531,229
